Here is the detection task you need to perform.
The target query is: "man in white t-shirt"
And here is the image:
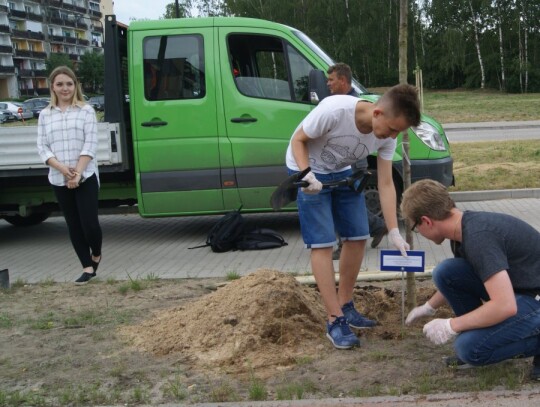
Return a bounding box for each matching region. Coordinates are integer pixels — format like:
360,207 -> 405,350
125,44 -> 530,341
286,84 -> 421,349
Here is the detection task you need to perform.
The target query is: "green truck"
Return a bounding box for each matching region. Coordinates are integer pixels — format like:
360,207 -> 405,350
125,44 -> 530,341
0,15 -> 453,226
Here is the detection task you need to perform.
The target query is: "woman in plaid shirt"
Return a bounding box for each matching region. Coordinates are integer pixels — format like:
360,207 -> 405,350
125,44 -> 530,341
37,66 -> 102,284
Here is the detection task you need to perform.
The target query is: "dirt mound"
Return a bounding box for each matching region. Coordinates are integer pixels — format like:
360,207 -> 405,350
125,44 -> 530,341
122,269 -> 440,373
122,269 -> 327,371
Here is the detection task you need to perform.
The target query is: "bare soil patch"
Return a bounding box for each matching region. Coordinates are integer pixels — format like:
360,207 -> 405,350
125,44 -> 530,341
0,269 -> 536,405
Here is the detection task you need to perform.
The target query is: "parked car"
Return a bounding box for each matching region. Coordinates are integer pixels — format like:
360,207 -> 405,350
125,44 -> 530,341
0,101 -> 34,120
0,109 -> 17,123
23,98 -> 50,118
88,95 -> 104,111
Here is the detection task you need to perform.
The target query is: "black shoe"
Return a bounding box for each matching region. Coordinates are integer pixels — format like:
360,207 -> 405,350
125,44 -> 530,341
370,226 -> 388,249
443,355 -> 473,370
75,272 -> 96,285
531,355 -> 540,381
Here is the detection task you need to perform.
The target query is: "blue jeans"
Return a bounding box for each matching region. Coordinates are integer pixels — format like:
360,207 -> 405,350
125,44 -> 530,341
289,168 -> 369,249
432,258 -> 540,366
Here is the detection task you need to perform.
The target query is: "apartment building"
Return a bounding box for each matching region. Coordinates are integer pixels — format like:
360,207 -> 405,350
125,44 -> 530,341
0,0 -> 113,99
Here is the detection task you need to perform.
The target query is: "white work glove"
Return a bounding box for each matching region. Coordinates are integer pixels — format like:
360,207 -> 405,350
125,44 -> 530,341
423,318 -> 458,345
301,171 -> 323,194
405,302 -> 436,325
389,228 -> 410,257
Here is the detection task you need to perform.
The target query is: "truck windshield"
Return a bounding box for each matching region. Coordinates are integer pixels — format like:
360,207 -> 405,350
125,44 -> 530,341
292,29 -> 369,95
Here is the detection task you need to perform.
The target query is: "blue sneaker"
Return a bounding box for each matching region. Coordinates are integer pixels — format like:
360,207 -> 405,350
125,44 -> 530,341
341,301 -> 377,329
326,316 -> 360,349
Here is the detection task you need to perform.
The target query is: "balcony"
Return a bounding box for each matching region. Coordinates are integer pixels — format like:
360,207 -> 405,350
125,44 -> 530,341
18,69 -> 48,78
66,37 -> 77,44
9,9 -> 27,19
74,6 -> 86,14
49,16 -> 63,25
0,44 -> 13,53
18,69 -> 34,77
90,10 -> 102,18
0,25 -> 10,34
15,49 -> 32,57
28,12 -> 43,22
63,3 -> 76,12
0,5 -> 8,13
69,53 -> 80,61
49,0 -> 62,8
76,21 -> 88,30
0,65 -> 16,74
50,35 -> 65,43
14,49 -> 47,59
29,32 -> 45,41
63,19 -> 76,28
77,38 -> 89,46
12,30 -> 45,42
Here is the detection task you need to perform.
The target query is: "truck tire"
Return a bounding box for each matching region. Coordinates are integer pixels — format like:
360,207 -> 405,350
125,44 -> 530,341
3,212 -> 51,226
363,177 -> 403,218
364,184 -> 382,217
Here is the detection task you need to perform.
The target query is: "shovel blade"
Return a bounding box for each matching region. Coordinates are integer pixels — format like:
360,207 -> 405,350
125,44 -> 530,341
270,167 -> 311,211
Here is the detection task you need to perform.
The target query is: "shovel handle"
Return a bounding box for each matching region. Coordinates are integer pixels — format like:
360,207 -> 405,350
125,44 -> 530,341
294,171 -> 371,193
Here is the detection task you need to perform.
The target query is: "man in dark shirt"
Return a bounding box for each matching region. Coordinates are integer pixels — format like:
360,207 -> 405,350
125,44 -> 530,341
402,179 -> 540,380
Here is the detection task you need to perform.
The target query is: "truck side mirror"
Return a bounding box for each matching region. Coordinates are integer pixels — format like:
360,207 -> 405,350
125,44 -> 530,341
308,69 -> 330,104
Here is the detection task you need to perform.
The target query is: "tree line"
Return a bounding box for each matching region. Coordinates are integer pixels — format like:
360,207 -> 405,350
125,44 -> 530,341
163,0 -> 540,93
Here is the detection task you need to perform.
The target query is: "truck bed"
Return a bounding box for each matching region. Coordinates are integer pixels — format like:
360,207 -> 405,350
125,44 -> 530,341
0,122 -> 124,174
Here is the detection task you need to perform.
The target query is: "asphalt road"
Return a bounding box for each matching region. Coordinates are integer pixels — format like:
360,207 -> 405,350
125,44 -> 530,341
443,120 -> 540,142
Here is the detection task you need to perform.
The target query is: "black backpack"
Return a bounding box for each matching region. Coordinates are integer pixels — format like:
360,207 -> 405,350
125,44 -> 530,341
235,228 -> 288,251
189,207 -> 246,253
189,208 -> 287,253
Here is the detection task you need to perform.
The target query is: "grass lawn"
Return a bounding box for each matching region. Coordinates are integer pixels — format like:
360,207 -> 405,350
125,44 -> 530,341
368,87 -> 540,123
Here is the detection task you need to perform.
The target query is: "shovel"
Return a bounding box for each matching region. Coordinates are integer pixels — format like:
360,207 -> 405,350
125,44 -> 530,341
270,167 -> 372,211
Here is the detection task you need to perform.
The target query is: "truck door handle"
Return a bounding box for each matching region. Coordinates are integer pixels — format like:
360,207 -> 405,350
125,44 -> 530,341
141,121 -> 168,127
230,117 -> 257,123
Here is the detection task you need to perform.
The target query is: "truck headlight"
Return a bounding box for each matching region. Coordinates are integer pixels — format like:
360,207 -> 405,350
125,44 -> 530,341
411,122 -> 446,151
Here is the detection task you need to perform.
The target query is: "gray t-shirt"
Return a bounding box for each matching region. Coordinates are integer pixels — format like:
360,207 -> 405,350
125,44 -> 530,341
453,211 -> 540,290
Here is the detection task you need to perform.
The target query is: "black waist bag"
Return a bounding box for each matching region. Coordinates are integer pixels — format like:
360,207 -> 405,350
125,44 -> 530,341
235,228 -> 288,251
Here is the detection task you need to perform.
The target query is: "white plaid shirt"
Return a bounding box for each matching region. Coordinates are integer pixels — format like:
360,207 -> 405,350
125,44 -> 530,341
37,104 -> 99,186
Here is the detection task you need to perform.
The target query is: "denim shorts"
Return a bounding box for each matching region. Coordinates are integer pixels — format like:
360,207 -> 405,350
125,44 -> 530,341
289,168 -> 369,248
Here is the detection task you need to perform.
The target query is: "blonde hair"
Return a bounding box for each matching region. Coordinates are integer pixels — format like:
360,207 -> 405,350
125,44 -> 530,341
400,179 -> 455,225
48,65 -> 85,107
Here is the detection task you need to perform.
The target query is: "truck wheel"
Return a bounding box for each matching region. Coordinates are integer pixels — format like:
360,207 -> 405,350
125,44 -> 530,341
364,184 -> 382,217
363,182 -> 404,218
3,212 -> 51,226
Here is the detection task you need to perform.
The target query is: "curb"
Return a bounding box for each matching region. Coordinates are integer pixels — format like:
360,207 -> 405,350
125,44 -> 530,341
443,120 -> 540,130
450,188 -> 540,202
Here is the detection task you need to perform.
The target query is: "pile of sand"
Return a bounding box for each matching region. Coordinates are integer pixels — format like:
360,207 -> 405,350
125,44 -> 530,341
122,269 -> 439,373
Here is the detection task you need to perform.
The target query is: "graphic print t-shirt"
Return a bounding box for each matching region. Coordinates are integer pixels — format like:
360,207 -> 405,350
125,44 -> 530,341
286,95 -> 396,173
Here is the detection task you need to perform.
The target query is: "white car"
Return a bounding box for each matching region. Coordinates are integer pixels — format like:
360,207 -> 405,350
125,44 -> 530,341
0,101 -> 34,120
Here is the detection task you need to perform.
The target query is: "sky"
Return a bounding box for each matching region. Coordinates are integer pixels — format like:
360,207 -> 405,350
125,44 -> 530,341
113,0 -> 172,25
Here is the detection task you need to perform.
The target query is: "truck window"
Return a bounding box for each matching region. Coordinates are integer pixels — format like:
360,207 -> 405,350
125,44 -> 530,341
228,34 -> 315,102
143,34 -> 205,101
